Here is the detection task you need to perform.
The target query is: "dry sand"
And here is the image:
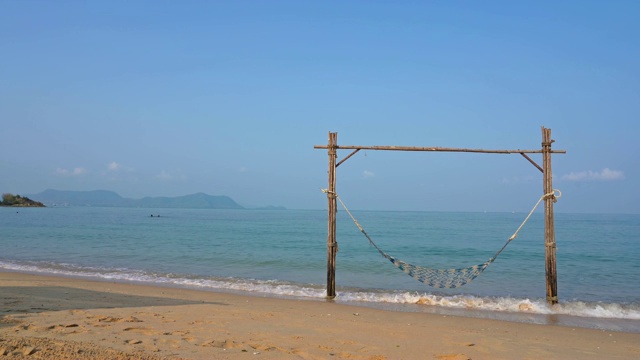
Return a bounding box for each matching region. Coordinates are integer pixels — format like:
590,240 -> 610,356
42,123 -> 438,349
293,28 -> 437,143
1,271 -> 639,359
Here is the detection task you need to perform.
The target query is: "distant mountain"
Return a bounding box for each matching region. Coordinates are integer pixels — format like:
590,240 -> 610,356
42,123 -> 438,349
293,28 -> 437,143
134,192 -> 243,209
28,189 -> 245,209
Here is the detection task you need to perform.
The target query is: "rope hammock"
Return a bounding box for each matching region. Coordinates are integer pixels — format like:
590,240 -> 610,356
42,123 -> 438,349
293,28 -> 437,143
322,189 -> 561,288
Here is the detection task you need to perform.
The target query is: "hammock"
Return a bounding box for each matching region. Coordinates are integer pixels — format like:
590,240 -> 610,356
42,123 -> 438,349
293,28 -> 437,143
322,189 -> 560,288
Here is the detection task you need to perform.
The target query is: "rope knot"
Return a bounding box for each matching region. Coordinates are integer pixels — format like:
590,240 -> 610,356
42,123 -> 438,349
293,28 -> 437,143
543,189 -> 562,203
321,188 -> 337,198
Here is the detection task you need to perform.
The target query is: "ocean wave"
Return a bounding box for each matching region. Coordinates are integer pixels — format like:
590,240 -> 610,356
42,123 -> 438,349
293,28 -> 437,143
2,260 -> 639,323
336,290 -> 640,320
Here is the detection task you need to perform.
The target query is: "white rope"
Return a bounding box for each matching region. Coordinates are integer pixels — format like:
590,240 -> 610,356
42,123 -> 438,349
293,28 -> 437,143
508,189 -> 561,241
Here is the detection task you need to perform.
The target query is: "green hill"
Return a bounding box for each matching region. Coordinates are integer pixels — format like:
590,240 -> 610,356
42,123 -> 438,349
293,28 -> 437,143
1,193 -> 45,207
28,189 -> 244,209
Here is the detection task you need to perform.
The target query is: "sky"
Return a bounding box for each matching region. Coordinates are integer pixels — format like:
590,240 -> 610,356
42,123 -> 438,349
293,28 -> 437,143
1,1 -> 638,213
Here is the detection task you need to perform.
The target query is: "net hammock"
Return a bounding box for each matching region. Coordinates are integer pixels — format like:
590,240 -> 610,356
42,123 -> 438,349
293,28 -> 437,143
322,189 -> 561,288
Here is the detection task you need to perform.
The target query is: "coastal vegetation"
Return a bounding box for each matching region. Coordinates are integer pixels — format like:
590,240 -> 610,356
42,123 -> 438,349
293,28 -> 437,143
1,193 -> 45,207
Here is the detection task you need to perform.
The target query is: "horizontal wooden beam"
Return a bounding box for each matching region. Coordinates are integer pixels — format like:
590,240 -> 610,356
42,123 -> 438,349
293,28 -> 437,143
314,145 -> 566,154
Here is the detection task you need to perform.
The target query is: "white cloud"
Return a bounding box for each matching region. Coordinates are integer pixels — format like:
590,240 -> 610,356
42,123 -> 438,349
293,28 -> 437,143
156,170 -> 171,180
55,167 -> 87,176
561,168 -> 625,182
106,161 -> 134,173
107,161 -> 122,171
363,170 -> 375,178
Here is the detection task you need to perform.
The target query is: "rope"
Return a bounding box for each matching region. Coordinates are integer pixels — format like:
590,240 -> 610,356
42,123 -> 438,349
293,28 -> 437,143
321,188 -> 561,288
508,189 -> 561,241
480,189 -> 560,268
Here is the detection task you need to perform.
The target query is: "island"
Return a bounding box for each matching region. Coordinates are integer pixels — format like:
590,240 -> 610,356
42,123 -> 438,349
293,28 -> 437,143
1,193 -> 46,207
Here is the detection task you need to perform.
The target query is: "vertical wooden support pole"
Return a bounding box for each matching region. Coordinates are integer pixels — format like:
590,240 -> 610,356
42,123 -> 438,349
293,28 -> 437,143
326,132 -> 338,299
542,127 -> 558,305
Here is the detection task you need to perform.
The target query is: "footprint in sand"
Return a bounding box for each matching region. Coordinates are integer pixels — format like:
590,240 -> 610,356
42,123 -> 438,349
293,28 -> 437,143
167,330 -> 190,336
44,324 -> 82,333
182,336 -> 200,344
123,327 -> 158,336
201,339 -> 242,349
247,343 -> 277,352
89,315 -> 143,324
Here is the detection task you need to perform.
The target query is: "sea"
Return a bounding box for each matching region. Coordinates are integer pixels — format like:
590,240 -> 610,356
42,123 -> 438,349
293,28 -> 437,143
1,206 -> 639,332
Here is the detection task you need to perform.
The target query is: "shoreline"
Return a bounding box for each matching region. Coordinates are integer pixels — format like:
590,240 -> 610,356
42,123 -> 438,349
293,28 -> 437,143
3,265 -> 640,334
2,271 -> 639,359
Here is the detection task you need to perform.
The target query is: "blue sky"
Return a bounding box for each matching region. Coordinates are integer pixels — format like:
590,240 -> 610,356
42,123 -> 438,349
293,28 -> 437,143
1,1 -> 638,213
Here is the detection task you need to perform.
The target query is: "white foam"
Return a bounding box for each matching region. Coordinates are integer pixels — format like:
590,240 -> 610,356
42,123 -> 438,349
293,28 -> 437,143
2,260 -> 638,321
335,290 -> 640,320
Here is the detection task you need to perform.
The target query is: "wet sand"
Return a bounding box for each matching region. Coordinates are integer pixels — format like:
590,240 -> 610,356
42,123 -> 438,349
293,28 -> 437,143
1,271 -> 639,359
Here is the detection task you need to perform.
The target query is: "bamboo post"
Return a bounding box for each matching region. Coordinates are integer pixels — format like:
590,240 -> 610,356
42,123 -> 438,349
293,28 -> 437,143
326,132 -> 338,299
542,127 -> 558,304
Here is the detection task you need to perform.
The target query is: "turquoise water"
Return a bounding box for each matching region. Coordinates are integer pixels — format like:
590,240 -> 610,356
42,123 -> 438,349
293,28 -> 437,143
1,206 -> 639,332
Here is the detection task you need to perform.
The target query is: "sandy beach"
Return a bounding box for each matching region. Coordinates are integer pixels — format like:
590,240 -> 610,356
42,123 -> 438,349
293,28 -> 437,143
1,271 -> 638,359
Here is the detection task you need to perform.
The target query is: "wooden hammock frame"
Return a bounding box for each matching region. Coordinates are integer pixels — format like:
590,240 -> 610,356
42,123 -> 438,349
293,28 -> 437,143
314,127 -> 566,304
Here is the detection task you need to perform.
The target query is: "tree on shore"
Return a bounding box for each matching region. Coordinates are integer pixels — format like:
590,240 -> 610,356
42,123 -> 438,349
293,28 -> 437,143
1,193 -> 45,207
